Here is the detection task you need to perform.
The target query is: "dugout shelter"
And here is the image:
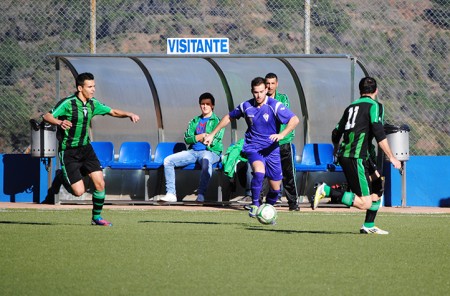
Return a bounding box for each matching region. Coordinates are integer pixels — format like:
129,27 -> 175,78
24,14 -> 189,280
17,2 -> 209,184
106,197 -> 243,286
50,53 -> 368,203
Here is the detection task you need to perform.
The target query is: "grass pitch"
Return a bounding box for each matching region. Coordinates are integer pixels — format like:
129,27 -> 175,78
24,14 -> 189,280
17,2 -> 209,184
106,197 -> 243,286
0,208 -> 449,296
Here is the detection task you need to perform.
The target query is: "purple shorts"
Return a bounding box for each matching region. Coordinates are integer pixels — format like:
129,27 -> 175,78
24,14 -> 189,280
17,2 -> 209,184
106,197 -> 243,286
244,144 -> 283,181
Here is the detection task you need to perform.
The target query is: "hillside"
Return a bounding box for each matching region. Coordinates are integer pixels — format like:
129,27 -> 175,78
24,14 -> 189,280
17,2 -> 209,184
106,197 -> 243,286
0,0 -> 448,154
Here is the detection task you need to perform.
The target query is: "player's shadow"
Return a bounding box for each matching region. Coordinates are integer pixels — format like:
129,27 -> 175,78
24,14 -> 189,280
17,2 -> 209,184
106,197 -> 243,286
139,220 -> 248,226
2,154 -> 41,203
439,197 -> 450,207
0,220 -> 87,226
0,220 -> 54,226
247,226 -> 356,235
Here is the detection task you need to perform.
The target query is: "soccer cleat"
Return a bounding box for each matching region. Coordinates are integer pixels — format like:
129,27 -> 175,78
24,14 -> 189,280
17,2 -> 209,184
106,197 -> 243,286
248,205 -> 258,218
289,204 -> 300,211
196,194 -> 205,202
237,195 -> 252,203
158,193 -> 177,202
360,225 -> 389,235
91,217 -> 112,226
312,183 -> 327,210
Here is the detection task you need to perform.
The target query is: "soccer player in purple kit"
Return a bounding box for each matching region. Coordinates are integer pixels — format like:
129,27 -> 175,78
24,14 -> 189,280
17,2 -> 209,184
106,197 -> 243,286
204,77 -> 299,218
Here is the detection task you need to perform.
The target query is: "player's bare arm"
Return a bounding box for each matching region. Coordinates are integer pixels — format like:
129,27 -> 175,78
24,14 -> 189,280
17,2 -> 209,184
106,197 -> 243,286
378,138 -> 401,169
269,115 -> 299,142
42,112 -> 72,130
204,114 -> 231,145
109,109 -> 140,123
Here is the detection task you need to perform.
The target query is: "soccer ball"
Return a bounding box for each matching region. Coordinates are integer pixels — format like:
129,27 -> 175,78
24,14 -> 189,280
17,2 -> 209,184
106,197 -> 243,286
256,204 -> 278,225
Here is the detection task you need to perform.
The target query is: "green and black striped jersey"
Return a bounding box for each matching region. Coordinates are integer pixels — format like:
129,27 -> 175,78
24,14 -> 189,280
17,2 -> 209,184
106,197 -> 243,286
368,101 -> 385,163
50,94 -> 112,150
333,96 -> 386,159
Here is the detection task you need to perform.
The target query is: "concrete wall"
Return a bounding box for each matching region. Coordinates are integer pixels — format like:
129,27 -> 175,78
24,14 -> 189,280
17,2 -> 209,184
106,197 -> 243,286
1,154 -> 449,207
383,156 -> 450,207
0,154 -> 54,203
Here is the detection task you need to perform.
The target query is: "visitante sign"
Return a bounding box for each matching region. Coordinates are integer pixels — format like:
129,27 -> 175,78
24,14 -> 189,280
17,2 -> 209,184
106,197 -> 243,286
167,38 -> 229,54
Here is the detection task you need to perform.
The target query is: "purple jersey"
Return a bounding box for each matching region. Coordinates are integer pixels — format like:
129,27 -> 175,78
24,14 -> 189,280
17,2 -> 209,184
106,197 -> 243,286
229,97 -> 295,151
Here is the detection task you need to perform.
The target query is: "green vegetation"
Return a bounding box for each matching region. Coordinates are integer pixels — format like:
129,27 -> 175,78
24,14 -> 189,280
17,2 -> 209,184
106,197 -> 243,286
0,208 -> 449,295
0,86 -> 32,153
0,38 -> 30,86
267,9 -> 294,30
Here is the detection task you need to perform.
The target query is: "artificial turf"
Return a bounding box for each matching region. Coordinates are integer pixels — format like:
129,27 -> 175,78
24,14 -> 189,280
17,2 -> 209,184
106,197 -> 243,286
0,208 -> 449,295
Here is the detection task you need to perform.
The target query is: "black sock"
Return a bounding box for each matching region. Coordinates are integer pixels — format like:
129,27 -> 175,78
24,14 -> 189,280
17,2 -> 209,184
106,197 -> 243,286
364,210 -> 377,228
329,187 -> 344,203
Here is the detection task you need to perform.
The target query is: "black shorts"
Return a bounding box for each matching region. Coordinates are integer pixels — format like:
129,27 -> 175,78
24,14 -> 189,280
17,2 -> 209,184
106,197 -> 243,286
367,157 -> 378,175
338,157 -> 372,197
59,144 -> 102,185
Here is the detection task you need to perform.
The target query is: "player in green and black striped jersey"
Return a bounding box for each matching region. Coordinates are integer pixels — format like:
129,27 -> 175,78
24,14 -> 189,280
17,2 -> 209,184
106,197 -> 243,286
51,93 -> 112,151
313,77 -> 401,234
43,72 -> 140,226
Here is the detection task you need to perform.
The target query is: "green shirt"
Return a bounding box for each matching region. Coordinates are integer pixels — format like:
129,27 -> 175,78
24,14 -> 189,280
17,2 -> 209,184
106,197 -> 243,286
221,138 -> 246,178
50,94 -> 112,150
273,90 -> 295,145
184,112 -> 224,155
334,97 -> 385,159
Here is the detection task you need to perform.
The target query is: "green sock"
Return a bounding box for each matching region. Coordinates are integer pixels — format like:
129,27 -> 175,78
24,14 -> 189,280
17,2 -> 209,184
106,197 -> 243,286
364,221 -> 375,228
363,200 -> 381,228
341,192 -> 354,207
324,184 -> 331,196
369,200 -> 381,211
92,189 -> 106,220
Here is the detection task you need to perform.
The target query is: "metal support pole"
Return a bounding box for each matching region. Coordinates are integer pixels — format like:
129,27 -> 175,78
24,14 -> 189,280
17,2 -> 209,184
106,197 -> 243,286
55,57 -> 60,101
401,161 -> 407,207
350,57 -> 355,100
54,58 -> 61,205
90,0 -> 96,54
304,0 -> 311,54
47,158 -> 53,202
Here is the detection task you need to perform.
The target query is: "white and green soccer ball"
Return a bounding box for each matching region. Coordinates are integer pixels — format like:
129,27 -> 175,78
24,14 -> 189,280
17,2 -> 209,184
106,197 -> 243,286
256,204 -> 278,225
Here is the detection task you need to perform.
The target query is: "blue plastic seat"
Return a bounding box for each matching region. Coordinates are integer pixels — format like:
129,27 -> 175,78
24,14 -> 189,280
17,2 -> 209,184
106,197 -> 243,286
317,143 -> 343,172
295,143 -> 343,172
295,143 -> 328,172
145,142 -> 186,169
109,142 -> 151,169
91,141 -> 114,168
318,143 -> 334,164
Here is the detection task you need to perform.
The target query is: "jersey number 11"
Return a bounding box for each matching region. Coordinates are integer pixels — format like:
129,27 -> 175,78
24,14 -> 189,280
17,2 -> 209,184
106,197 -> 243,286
345,106 -> 359,130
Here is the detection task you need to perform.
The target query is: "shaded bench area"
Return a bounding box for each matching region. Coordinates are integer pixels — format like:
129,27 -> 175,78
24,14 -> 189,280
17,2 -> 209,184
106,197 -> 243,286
79,141 -> 223,203
54,140 -> 347,204
294,143 -> 345,198
50,54 -> 369,204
